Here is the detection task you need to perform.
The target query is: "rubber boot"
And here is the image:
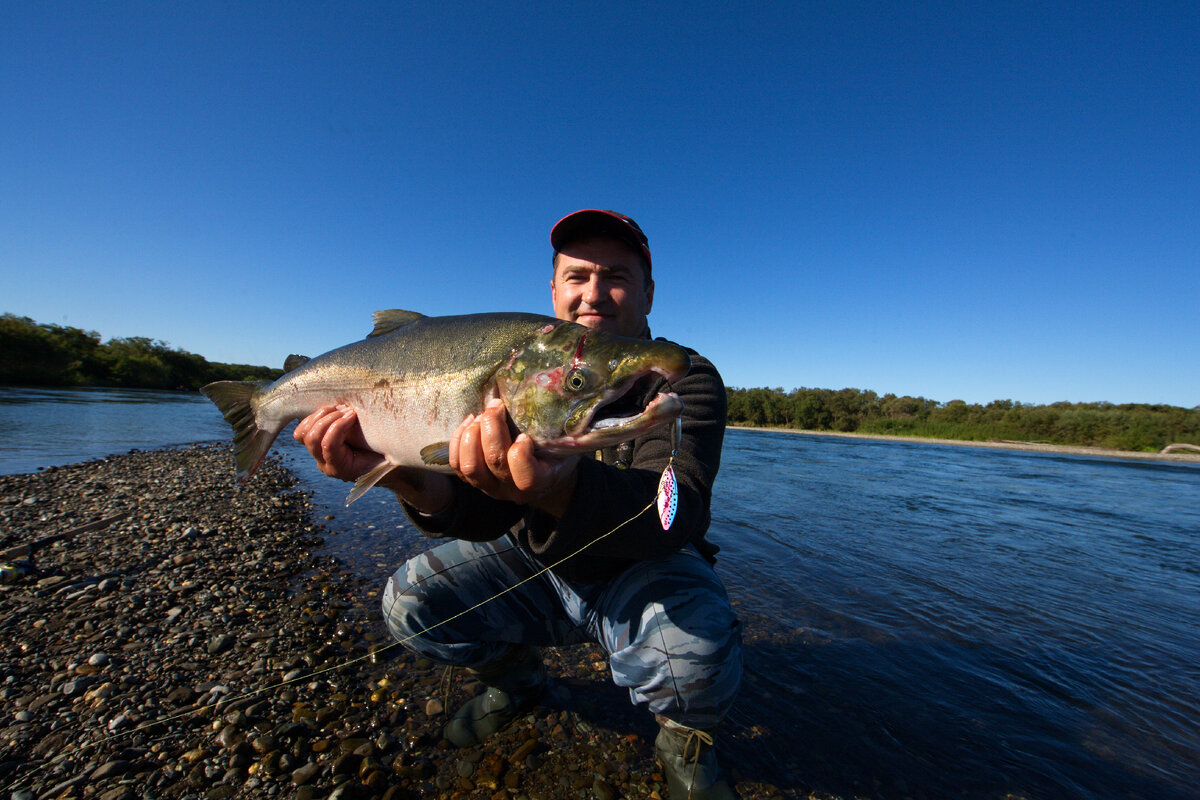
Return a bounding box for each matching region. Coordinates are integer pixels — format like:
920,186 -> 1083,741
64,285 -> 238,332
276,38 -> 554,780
654,716 -> 739,800
443,645 -> 546,748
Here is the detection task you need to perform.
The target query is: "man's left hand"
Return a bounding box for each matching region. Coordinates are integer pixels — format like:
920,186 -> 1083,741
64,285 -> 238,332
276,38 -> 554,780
451,398 -> 579,517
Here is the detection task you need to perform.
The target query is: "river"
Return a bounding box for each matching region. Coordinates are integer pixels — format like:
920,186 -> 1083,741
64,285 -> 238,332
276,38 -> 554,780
2,386 -> 1197,799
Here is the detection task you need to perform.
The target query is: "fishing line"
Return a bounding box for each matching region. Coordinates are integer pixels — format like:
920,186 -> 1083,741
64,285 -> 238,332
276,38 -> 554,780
3,441 -> 678,792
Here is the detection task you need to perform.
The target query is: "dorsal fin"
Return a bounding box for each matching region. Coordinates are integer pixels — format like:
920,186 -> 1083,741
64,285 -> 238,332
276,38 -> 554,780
369,309 -> 426,338
283,354 -> 310,372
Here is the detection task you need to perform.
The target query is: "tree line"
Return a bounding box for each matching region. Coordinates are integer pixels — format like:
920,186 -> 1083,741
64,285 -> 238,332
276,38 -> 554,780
5,314 -> 1197,452
727,386 -> 1200,453
1,314 -> 282,390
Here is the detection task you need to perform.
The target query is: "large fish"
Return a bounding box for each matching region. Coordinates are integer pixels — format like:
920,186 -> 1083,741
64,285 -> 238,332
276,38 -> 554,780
202,310 -> 690,503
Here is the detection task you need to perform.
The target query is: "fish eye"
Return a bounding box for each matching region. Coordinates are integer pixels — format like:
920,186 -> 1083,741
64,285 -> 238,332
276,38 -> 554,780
565,368 -> 589,392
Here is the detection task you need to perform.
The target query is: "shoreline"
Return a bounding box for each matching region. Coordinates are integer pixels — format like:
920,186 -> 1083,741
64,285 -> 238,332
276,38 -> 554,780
0,445 -> 794,800
730,425 -> 1200,464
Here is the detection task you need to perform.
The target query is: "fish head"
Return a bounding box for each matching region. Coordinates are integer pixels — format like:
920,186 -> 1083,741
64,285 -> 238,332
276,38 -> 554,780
495,321 -> 690,452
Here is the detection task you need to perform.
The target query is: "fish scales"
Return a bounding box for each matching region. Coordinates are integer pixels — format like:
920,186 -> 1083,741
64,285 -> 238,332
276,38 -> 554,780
202,310 -> 690,504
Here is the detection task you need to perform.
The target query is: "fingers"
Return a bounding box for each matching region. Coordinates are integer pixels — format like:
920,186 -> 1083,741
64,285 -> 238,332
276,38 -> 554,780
453,400 -> 516,494
295,406 -> 342,463
505,433 -> 542,492
293,405 -> 371,480
320,410 -> 360,471
294,405 -> 337,442
477,400 -> 514,479
451,401 -> 579,507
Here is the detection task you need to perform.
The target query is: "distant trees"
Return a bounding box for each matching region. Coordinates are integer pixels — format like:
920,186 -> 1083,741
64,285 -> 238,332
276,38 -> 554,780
0,314 -> 282,390
7,313 -> 1196,453
727,385 -> 1200,452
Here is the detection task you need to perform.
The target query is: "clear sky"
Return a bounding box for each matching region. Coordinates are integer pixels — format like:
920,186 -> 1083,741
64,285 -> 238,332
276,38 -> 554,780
3,2 -> 1197,407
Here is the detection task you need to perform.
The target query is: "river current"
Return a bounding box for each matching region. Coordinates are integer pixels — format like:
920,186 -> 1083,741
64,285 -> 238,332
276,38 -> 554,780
2,386 -> 1197,799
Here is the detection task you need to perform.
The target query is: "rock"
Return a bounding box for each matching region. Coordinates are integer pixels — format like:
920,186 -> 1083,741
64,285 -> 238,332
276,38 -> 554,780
90,759 -> 132,780
331,752 -> 360,776
291,761 -> 320,785
593,777 -> 618,800
60,676 -> 97,696
208,634 -> 235,655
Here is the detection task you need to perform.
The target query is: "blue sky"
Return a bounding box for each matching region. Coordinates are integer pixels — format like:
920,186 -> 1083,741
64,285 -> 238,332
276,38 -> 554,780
3,2 -> 1197,407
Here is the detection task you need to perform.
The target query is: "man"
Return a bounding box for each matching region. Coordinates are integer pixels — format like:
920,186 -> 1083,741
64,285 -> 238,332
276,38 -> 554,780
294,210 -> 742,799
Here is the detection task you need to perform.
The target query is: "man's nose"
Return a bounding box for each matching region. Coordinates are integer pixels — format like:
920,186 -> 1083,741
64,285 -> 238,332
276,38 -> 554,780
582,276 -> 608,304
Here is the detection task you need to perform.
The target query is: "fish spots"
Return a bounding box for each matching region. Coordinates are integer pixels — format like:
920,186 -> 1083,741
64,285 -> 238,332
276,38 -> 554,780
535,368 -> 564,390
373,378 -> 391,389
571,333 -> 587,370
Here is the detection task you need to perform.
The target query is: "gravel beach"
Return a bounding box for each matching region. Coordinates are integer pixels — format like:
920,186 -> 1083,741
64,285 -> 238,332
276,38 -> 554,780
0,445 -> 791,800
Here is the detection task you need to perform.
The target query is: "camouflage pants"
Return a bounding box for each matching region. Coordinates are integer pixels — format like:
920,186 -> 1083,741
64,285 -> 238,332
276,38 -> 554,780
381,535 -> 743,730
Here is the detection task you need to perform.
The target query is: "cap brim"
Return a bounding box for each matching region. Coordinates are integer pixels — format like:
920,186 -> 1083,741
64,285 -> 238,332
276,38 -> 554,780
551,209 -> 652,270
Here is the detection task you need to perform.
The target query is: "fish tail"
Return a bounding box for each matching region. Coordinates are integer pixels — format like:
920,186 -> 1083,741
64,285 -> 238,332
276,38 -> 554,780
200,380 -> 280,480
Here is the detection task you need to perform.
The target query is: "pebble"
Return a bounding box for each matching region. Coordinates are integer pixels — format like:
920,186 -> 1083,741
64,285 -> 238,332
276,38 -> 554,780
208,634 -> 236,655
291,761 -> 320,785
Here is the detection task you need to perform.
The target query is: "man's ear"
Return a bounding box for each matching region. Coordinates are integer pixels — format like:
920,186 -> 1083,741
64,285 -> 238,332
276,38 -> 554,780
645,278 -> 655,314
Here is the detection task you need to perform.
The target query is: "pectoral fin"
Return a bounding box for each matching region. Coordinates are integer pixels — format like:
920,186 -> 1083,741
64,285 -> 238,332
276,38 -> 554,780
420,442 -> 451,466
345,461 -> 399,506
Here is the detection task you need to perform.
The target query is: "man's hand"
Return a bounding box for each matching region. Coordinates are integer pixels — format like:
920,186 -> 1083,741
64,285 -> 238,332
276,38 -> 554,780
451,398 -> 580,517
293,405 -> 452,514
294,405 -> 381,481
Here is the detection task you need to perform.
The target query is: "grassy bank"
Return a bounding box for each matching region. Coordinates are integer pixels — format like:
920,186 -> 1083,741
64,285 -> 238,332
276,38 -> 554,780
731,424 -> 1200,464
727,386 -> 1200,453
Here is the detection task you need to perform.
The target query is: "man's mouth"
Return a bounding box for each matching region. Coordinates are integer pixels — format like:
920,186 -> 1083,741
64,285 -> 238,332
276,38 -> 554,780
574,312 -> 612,326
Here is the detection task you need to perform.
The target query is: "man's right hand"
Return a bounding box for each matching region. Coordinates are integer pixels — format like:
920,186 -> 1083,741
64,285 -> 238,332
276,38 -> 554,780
294,405 -> 381,481
293,405 -> 453,514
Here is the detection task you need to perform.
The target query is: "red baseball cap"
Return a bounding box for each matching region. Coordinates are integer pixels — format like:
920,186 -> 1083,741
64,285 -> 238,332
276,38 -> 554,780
550,209 -> 652,274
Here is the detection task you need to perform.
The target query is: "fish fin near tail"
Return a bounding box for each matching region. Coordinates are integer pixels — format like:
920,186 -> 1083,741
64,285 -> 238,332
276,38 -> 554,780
345,461 -> 399,506
200,380 -> 281,480
420,442 -> 451,466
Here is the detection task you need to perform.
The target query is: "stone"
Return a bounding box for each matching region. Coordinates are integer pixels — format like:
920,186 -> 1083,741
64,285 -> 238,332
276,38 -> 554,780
90,759 -> 132,781
208,634 -> 236,655
291,761 -> 320,785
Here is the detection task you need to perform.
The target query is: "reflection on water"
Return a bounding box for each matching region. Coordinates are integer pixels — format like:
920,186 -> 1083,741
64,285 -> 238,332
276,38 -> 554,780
2,388 -> 1198,799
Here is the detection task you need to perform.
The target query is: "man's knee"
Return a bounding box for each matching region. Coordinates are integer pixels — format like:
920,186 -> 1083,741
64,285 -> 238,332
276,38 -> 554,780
380,567 -> 426,644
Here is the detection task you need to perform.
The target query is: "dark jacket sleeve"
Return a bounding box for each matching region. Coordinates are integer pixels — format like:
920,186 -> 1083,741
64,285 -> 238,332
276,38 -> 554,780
399,481 -> 524,541
520,349 -> 727,573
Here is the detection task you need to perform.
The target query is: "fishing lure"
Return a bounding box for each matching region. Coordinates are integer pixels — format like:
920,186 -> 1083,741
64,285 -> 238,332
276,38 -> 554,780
656,417 -> 681,530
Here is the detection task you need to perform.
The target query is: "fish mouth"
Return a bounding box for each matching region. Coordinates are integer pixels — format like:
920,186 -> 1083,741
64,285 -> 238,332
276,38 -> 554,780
549,372 -> 684,451
586,389 -> 683,434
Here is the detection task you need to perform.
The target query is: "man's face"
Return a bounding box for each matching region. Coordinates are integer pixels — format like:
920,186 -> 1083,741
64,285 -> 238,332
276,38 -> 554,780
551,237 -> 654,338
